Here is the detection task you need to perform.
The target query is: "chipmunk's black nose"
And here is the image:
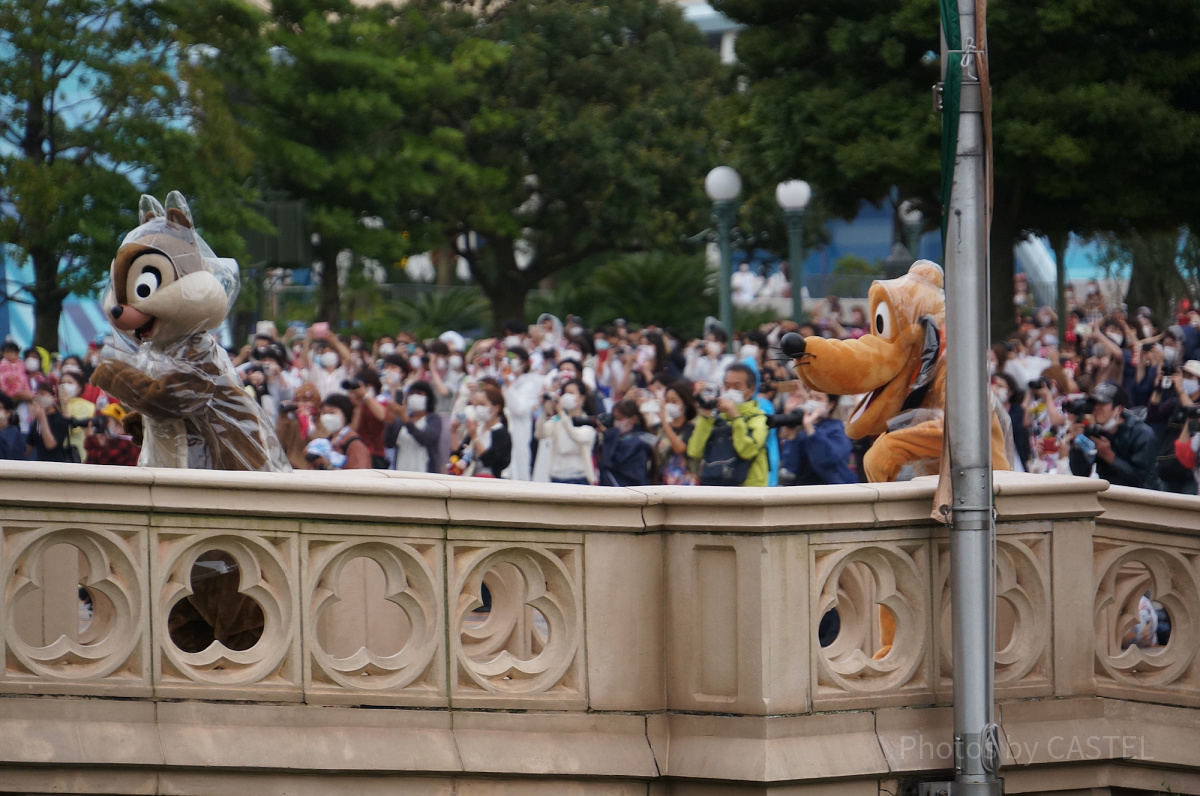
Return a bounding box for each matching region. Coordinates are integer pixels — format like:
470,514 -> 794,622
780,332 -> 806,359
110,306 -> 124,319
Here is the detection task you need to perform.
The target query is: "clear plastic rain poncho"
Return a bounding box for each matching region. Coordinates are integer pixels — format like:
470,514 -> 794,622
91,191 -> 291,472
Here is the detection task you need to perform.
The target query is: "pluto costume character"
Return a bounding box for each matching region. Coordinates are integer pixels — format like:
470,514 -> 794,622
782,260 -> 1011,660
90,192 -> 290,472
782,260 -> 1011,483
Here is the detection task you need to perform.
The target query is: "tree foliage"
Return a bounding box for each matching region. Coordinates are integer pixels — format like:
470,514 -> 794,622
0,0 -> 257,350
715,0 -> 1200,338
405,0 -> 725,329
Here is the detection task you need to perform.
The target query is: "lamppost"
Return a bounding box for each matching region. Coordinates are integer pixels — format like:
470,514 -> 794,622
898,200 -> 924,262
776,179 -> 812,323
705,166 -> 742,352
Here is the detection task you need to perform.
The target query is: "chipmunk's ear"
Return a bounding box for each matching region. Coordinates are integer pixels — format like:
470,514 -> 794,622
164,191 -> 194,229
138,194 -> 165,224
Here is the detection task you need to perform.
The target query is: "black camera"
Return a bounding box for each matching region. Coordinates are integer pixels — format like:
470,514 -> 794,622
1184,405 -> 1200,419
340,378 -> 362,391
1162,363 -> 1178,377
696,388 -> 719,412
278,402 -> 298,414
593,412 -> 614,428
1081,423 -> 1109,439
1028,378 -> 1047,391
1063,397 -> 1095,419
767,409 -> 806,429
541,392 -> 556,404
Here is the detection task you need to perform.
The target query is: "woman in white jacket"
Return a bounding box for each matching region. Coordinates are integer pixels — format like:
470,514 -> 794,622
533,379 -> 597,485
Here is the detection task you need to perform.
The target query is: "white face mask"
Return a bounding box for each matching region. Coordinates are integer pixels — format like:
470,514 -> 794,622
640,399 -> 660,416
614,417 -> 635,434
405,394 -> 427,413
562,349 -> 582,362
59,382 -> 79,399
411,356 -> 422,369
320,352 -> 339,369
706,342 -> 723,358
1106,331 -> 1124,347
35,395 -> 55,409
665,403 -> 683,421
559,393 -> 579,412
320,413 -> 345,433
449,355 -> 464,372
379,343 -> 396,356
1184,378 -> 1199,396
1099,414 -> 1120,433
802,399 -> 824,415
739,345 -> 760,361
384,369 -> 401,386
1163,346 -> 1180,364
721,389 -> 746,405
25,357 -> 40,372
504,335 -> 522,349
994,387 -> 1010,404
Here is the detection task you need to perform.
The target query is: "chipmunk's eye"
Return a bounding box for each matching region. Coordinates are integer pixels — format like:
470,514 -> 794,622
134,267 -> 161,299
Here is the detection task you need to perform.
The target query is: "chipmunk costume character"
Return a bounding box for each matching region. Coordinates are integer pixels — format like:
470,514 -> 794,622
90,192 -> 289,472
782,260 -> 1011,482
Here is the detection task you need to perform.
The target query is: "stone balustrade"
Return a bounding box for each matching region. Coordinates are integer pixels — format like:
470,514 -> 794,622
1,461 -> 1198,796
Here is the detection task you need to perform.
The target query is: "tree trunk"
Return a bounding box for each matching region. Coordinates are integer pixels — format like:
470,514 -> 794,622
316,249 -> 341,327
480,237 -> 529,334
31,247 -> 67,352
989,201 -> 1019,343
1125,231 -> 1183,323
1050,232 -> 1069,344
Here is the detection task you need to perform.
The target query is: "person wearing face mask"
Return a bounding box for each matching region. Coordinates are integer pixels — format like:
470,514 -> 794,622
57,371 -> 97,463
499,347 -> 540,480
393,381 -> 444,474
342,368 -> 389,469
1066,381 -> 1161,490
275,381 -> 322,470
0,392 -> 26,460
318,394 -> 371,469
780,390 -> 856,486
25,383 -> 72,462
458,383 -> 511,478
687,364 -> 769,486
683,328 -> 735,391
83,403 -> 140,466
533,380 -> 597,485
653,380 -> 699,486
598,399 -> 654,487
990,372 -> 1031,471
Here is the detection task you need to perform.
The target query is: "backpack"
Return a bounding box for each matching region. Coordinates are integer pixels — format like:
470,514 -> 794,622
699,418 -> 754,486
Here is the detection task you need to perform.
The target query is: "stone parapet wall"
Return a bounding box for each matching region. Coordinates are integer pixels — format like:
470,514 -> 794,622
0,462 -> 1197,796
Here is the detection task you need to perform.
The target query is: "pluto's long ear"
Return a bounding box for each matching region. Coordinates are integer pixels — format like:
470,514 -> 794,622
138,195 -> 165,224
164,190 -> 194,229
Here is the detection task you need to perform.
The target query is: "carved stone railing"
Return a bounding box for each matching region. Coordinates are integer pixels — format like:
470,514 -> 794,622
1,461 -> 1199,796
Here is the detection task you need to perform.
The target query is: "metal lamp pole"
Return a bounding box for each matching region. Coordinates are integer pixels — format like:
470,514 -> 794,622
940,0 -> 1001,792
706,167 -> 742,353
777,180 -> 812,324
899,200 -> 924,263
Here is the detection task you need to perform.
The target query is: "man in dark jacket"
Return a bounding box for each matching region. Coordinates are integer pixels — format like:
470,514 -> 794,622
1068,381 -> 1162,490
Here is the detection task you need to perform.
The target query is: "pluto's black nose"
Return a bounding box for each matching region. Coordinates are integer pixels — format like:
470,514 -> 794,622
780,332 -> 806,359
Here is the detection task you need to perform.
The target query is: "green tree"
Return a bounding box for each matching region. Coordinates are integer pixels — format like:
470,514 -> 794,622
1,1 -> 169,349
210,0 -> 505,328
409,0 -> 724,330
715,0 -> 1200,339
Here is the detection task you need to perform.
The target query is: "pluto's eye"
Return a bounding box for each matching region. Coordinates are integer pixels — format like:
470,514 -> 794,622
134,267 -> 161,299
874,303 -> 893,338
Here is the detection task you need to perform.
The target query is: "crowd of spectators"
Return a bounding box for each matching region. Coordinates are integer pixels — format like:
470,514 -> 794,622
3,277 -> 1198,493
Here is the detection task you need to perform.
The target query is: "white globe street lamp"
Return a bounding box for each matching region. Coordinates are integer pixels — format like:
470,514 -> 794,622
776,180 -> 812,323
705,167 -> 742,348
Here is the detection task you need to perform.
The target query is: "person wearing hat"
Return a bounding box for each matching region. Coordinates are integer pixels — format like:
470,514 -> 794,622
304,437 -> 346,470
1067,381 -> 1162,490
83,403 -> 141,467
